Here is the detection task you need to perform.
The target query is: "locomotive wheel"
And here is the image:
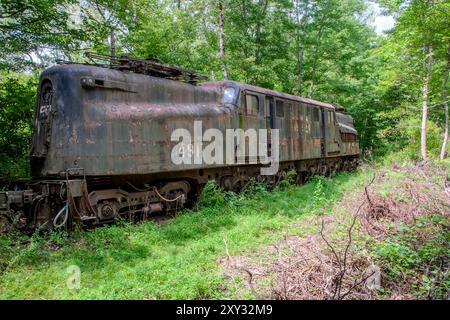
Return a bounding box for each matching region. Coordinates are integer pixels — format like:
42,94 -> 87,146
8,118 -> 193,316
296,171 -> 308,185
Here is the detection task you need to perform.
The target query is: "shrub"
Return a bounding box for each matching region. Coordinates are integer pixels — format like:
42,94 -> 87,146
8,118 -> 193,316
374,213 -> 449,299
198,181 -> 226,209
401,117 -> 443,160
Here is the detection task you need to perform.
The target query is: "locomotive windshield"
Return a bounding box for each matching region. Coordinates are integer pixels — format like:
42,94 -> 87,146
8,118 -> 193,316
223,87 -> 236,103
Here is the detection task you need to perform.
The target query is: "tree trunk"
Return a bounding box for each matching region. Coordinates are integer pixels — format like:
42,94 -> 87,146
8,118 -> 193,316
440,43 -> 449,160
295,0 -> 302,95
218,0 -> 228,80
421,42 -> 433,161
308,13 -> 326,98
110,30 -> 116,65
254,0 -> 268,65
295,0 -> 310,96
441,94 -> 449,160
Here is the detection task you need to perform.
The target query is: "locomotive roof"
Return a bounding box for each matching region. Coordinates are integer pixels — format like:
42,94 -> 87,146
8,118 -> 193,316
202,80 -> 336,110
47,62 -> 336,111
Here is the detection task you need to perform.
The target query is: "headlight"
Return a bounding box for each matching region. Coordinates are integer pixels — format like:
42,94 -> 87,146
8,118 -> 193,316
223,87 -> 236,103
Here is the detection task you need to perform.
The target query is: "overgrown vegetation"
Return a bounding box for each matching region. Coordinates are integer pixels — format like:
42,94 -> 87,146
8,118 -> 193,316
0,170 -> 361,299
220,156 -> 449,300
374,214 -> 449,299
0,155 -> 448,299
0,73 -> 37,179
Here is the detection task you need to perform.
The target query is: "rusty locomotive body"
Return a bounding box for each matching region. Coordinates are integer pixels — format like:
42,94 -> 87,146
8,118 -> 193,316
0,58 -> 359,230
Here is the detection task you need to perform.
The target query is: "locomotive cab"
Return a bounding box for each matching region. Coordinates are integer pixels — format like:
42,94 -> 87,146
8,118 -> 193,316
30,79 -> 54,176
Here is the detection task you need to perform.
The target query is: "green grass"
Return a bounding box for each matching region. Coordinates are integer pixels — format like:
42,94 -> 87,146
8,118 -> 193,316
0,170 -> 371,299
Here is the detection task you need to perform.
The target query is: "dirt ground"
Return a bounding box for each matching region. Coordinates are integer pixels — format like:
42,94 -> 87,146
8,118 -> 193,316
220,161 -> 450,300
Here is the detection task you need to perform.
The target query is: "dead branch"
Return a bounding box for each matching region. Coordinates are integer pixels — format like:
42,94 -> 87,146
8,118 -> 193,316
223,237 -> 231,262
320,174 -> 376,299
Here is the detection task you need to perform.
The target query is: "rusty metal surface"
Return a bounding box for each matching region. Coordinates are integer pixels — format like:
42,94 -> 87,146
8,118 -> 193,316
85,52 -> 208,84
2,61 -> 361,230
201,80 -> 336,110
29,63 -> 359,178
0,61 -> 360,231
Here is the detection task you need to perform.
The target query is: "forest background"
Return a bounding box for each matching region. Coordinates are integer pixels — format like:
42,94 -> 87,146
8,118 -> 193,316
0,0 -> 448,178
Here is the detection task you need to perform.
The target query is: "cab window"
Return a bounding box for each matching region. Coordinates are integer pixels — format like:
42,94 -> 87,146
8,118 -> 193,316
312,107 -> 320,122
276,100 -> 284,117
246,94 -> 259,116
325,110 -> 331,124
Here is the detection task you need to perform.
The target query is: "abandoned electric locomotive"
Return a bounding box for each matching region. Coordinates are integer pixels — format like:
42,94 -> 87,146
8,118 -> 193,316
0,55 -> 359,230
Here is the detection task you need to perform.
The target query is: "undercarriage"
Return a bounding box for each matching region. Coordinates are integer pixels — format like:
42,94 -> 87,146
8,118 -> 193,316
0,156 -> 359,232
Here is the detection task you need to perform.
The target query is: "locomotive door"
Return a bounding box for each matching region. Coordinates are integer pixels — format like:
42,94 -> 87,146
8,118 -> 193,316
265,97 -> 275,160
320,108 -> 326,158
237,91 -> 264,164
265,97 -> 275,130
30,80 -> 54,174
325,109 -> 340,156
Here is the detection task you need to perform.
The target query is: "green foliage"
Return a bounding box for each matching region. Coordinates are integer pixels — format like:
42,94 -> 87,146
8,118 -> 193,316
241,178 -> 268,196
0,72 -> 38,179
312,176 -> 327,209
276,170 -> 297,190
372,0 -> 449,158
374,213 -> 450,299
0,0 -> 143,69
376,114 -> 445,160
0,229 -> 47,272
198,180 -> 227,209
402,118 -> 443,160
0,0 -> 78,69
